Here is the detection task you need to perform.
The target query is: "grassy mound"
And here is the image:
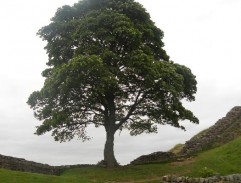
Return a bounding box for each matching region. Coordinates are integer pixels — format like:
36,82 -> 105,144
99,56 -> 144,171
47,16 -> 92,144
168,143 -> 184,154
187,135 -> 241,177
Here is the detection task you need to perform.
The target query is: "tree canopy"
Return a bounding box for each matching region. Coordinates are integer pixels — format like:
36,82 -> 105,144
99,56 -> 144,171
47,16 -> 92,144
27,0 -> 198,167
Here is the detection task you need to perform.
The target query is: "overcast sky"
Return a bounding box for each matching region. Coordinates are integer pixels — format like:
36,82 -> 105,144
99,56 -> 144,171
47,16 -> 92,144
0,0 -> 241,166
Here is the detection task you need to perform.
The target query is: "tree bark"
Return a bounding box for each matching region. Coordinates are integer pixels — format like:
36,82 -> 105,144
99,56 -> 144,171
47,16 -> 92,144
104,128 -> 118,168
103,93 -> 119,168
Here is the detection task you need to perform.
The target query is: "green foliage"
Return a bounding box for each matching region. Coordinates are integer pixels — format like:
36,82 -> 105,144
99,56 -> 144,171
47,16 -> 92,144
28,0 -> 198,167
199,167 -> 218,178
28,0 -> 198,141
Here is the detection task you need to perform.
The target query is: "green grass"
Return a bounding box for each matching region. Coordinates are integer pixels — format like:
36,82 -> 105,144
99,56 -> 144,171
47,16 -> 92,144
0,169 -> 60,183
1,136 -> 241,182
168,143 -> 184,154
189,128 -> 209,141
186,136 -> 241,177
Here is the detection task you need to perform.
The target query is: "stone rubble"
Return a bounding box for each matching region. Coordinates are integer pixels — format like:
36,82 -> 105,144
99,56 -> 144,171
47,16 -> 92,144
162,174 -> 241,183
130,151 -> 176,165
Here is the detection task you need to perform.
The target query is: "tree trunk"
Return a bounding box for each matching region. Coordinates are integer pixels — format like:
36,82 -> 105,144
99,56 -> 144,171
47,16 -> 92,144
104,129 -> 118,168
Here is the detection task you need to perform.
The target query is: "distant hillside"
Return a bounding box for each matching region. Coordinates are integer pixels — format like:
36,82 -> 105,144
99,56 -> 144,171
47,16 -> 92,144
179,106 -> 241,155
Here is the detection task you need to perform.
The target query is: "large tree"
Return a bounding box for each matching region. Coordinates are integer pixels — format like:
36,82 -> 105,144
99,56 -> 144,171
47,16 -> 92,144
28,0 -> 198,168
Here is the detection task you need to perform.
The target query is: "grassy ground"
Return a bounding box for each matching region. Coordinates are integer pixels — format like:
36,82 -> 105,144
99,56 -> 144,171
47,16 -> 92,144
1,136 -> 241,183
187,135 -> 241,177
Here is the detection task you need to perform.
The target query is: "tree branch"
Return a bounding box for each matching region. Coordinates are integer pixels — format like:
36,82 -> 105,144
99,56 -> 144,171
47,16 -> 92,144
61,120 -> 104,128
116,90 -> 147,129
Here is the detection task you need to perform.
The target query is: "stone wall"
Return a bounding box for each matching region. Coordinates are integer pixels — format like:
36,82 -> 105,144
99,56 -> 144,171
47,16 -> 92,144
0,154 -> 93,175
131,151 -> 176,165
180,106 -> 241,156
162,174 -> 241,183
131,107 -> 241,165
130,106 -> 241,166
